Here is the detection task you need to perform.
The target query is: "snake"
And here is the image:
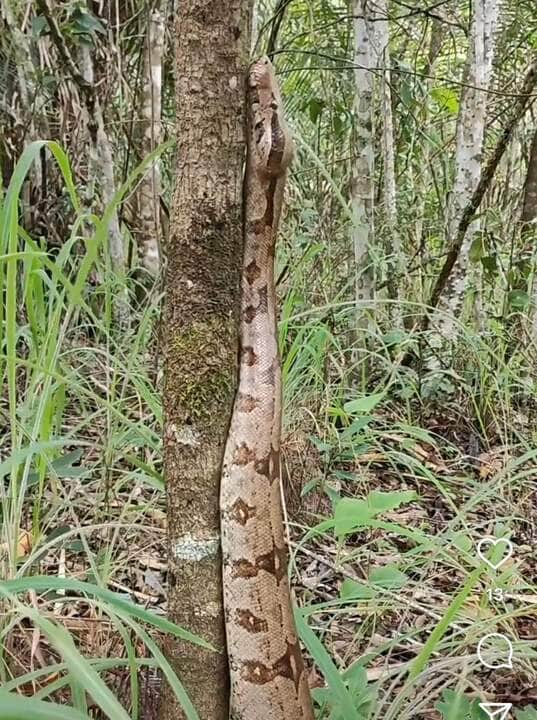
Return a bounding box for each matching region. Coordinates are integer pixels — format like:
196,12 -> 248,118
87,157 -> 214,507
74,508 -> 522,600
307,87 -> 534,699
220,57 -> 315,720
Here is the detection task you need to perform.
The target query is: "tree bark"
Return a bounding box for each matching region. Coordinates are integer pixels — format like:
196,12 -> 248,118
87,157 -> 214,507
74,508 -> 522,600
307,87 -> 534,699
376,0 -> 400,317
161,2 -> 252,719
521,128 -> 537,226
351,0 -> 377,342
79,42 -> 130,328
134,7 -> 165,277
438,0 -> 499,336
521,127 -> 537,334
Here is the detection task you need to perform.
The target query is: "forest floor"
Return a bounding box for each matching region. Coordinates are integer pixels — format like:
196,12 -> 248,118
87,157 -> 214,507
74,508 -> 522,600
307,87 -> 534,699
4,332 -> 537,719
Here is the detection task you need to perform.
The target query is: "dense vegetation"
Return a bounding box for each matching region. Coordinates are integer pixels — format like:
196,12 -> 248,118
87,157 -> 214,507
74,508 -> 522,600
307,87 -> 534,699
1,1 -> 536,719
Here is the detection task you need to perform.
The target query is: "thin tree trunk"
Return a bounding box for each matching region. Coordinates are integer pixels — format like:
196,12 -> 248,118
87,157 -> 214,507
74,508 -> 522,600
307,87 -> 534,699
439,0 -> 499,336
351,0 -> 377,342
80,43 -> 129,327
38,0 -> 129,325
521,128 -> 537,334
160,2 -> 253,719
134,8 -> 165,277
414,19 -> 443,294
1,0 -> 47,227
419,59 -> 537,335
376,0 -> 400,318
522,128 -> 537,226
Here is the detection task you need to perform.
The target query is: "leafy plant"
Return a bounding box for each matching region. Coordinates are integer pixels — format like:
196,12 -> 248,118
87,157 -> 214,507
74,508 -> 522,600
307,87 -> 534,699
436,691 -> 485,720
313,663 -> 377,719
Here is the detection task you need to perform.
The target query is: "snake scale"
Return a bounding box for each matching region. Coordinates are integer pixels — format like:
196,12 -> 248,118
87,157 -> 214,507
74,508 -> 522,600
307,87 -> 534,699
220,57 -> 315,720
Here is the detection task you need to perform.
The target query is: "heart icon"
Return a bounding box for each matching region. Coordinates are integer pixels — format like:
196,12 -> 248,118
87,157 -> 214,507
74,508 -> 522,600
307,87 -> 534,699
477,537 -> 514,570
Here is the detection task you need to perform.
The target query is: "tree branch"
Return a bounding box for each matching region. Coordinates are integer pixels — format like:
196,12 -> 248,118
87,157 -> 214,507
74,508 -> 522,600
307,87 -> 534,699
422,59 -> 537,330
35,0 -> 94,106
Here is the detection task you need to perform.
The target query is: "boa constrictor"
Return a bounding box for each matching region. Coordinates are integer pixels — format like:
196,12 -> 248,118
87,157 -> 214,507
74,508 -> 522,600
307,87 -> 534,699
220,57 -> 315,720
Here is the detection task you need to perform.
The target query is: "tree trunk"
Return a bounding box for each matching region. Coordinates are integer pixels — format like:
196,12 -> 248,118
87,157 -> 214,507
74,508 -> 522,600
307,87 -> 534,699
376,0 -> 400,319
351,0 -> 377,343
521,128 -> 537,334
417,59 -> 537,339
414,19 -> 443,300
522,128 -> 537,226
439,0 -> 499,336
1,0 -> 48,228
80,42 -> 130,328
134,7 -> 165,277
160,2 -> 252,719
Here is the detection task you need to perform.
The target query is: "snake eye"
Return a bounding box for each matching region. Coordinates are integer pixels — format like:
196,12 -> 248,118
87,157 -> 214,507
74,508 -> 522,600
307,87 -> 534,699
254,121 -> 264,131
270,101 -> 278,110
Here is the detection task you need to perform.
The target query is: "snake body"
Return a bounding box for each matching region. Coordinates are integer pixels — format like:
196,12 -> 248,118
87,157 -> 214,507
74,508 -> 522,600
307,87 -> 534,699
220,57 -> 315,720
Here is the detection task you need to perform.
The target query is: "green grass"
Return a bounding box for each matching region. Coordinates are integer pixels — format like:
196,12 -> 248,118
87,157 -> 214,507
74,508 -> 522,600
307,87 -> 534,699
0,142 -> 201,719
1,127 -> 537,719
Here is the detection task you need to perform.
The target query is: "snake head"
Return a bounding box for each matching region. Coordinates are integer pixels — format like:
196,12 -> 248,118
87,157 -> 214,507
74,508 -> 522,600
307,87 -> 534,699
249,55 -> 273,89
248,56 -> 293,178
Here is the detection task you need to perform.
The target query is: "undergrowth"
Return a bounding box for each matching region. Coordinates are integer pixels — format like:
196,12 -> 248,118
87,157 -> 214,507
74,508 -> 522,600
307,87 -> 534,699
1,141 -> 536,720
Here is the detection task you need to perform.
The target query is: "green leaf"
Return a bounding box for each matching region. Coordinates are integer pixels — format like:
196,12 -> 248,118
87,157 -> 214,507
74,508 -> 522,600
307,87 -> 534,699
340,578 -> 375,600
436,690 -> 472,719
295,609 -> 362,720
309,435 -> 332,454
70,9 -> 106,35
334,498 -> 371,536
481,255 -> 498,274
333,112 -> 344,137
367,490 -> 416,513
27,449 -> 88,486
508,289 -> 530,310
0,440 -> 68,480
340,416 -> 373,439
300,477 -> 318,497
342,662 -> 368,692
340,566 -> 408,601
31,15 -> 48,38
307,97 -> 325,123
431,86 -> 460,114
452,533 -> 472,553
0,690 -> 90,720
1,577 -> 214,650
343,393 -> 384,415
382,329 -> 407,347
334,491 -> 416,538
368,565 -> 408,589
470,702 -> 487,719
469,235 -> 485,262
399,77 -> 413,107
516,707 -> 537,719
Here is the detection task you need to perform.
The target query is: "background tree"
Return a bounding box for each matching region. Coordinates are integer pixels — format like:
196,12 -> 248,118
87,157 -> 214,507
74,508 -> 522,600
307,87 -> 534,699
351,0 -> 377,344
131,6 -> 165,278
437,0 -> 500,336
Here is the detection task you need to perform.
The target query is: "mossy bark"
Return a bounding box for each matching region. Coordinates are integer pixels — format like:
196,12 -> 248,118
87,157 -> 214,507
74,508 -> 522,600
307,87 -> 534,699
160,2 -> 253,719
